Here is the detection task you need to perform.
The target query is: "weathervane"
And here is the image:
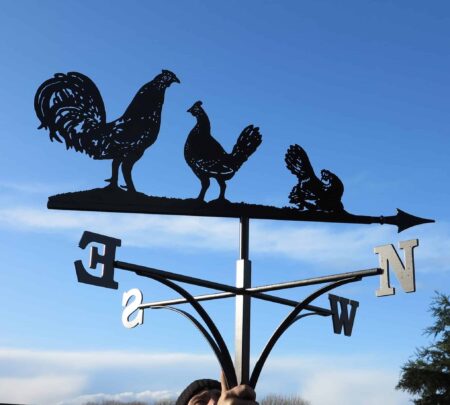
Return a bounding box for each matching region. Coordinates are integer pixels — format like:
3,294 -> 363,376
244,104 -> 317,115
35,69 -> 434,389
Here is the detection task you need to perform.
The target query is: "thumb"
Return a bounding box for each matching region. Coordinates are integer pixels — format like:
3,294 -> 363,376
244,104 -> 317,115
220,370 -> 229,392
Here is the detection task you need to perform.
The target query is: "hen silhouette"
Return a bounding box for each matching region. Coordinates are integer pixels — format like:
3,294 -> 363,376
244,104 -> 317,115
35,70 -> 180,192
185,101 -> 262,201
285,144 -> 344,212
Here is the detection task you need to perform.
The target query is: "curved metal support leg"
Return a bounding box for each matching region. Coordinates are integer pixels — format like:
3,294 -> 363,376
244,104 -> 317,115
138,272 -> 238,388
249,276 -> 361,388
152,306 -> 226,373
291,311 -> 330,325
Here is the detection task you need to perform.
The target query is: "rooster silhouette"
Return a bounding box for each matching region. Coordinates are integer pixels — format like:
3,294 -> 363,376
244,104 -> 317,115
285,144 -> 344,212
185,101 -> 262,201
34,70 -> 180,192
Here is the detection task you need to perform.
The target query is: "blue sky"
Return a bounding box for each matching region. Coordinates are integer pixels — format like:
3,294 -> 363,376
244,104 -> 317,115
0,1 -> 449,404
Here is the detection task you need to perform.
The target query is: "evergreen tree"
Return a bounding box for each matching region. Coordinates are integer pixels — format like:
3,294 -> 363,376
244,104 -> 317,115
396,292 -> 450,404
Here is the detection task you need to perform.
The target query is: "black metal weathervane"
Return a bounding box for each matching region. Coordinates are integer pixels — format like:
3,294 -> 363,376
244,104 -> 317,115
35,69 -> 434,389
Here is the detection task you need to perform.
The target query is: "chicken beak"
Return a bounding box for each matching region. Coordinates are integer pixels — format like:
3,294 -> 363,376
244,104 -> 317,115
174,76 -> 180,84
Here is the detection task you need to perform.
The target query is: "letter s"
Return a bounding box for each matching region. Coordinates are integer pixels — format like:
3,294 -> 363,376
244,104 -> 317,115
122,288 -> 144,329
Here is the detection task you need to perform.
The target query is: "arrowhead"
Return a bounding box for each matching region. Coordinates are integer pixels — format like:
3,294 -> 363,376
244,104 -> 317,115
395,209 -> 435,232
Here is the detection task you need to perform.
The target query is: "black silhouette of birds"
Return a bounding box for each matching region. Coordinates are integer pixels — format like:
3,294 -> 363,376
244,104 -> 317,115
185,101 -> 262,201
35,69 -> 180,192
285,144 -> 344,212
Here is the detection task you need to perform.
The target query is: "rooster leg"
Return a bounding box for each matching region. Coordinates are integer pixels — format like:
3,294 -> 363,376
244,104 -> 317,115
104,158 -> 120,189
197,177 -> 210,201
121,158 -> 137,193
217,178 -> 227,201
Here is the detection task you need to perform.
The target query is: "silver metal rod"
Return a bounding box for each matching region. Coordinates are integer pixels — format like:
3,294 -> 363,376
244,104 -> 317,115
117,260 -> 380,318
115,261 -> 382,295
140,292 -> 234,308
246,268 -> 383,293
235,217 -> 252,385
140,291 -> 332,316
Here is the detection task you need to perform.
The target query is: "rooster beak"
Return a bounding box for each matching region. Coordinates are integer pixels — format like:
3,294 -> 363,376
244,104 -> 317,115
174,76 -> 180,84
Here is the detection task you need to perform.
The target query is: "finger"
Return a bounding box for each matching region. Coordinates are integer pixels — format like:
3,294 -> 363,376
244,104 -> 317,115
221,370 -> 229,392
230,384 -> 256,401
190,390 -> 213,405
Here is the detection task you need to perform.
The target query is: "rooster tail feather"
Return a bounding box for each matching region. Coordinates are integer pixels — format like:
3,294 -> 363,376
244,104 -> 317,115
34,72 -> 106,156
231,125 -> 262,169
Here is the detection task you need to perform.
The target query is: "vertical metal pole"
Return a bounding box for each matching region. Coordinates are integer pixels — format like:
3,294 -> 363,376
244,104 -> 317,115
235,217 -> 251,385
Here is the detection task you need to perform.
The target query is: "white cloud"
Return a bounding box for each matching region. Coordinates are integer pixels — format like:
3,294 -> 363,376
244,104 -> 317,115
0,348 -> 214,373
0,205 -> 447,272
301,368 -> 408,405
0,348 -> 413,405
0,180 -> 62,194
61,390 -> 175,405
251,221 -> 391,265
0,375 -> 86,405
0,348 -> 216,405
259,355 -> 411,405
0,206 -> 236,251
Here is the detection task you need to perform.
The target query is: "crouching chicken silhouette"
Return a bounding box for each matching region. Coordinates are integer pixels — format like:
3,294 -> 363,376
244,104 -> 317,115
34,69 -> 180,192
285,144 -> 344,212
185,101 -> 262,201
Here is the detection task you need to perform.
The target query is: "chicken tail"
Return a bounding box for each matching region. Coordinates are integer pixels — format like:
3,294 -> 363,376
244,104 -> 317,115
34,72 -> 106,156
285,144 -> 315,178
231,125 -> 262,169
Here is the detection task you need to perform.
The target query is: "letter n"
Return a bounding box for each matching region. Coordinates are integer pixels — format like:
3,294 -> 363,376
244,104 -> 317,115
374,239 -> 418,297
328,294 -> 359,337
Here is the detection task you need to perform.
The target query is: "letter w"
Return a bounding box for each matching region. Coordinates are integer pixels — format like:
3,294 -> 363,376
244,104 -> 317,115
328,294 -> 359,337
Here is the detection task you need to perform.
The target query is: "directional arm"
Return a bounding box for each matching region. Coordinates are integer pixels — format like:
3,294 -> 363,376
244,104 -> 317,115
73,228 -> 419,392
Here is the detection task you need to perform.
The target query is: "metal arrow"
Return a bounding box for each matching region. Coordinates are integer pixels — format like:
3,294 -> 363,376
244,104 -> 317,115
340,209 -> 435,233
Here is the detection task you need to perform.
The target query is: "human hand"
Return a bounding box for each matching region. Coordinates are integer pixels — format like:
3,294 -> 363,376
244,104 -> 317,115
218,372 -> 258,405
